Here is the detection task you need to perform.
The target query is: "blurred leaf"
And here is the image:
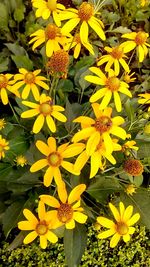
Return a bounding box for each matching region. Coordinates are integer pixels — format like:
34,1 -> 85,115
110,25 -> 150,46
9,135 -> 29,155
137,141 -> 150,158
110,26 -> 131,34
14,6 -> 25,23
8,232 -> 25,251
11,55 -> 33,70
0,57 -> 9,72
124,99 -> 135,122
5,43 -> 26,56
0,3 -> 9,31
133,175 -> 143,187
2,200 -> 25,237
87,176 -> 123,202
65,99 -> 82,132
64,224 -> 87,267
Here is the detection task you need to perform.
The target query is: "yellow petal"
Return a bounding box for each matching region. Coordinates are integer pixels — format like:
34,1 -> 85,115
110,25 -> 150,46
31,84 -> 40,101
33,114 -> 45,133
90,151 -> 101,178
47,137 -> 56,152
21,109 -> 39,118
123,233 -> 130,242
88,17 -> 106,40
44,166 -> 54,187
38,201 -> 46,220
53,167 -> 63,186
99,90 -> 112,109
1,88 -> 8,105
127,213 -> 140,226
68,184 -> 86,204
18,221 -> 36,230
74,150 -> 89,172
61,160 -> 80,175
30,159 -> 48,172
110,126 -> 126,140
110,233 -> 120,248
123,205 -> 133,221
61,17 -> 80,34
86,131 -> 100,156
46,231 -> 58,243
109,203 -> 120,222
22,84 -> 31,99
52,111 -> 67,122
62,143 -> 85,158
72,127 -> 95,143
57,182 -> 68,203
36,140 -> 51,156
119,202 -> 125,220
23,209 -> 38,224
113,91 -> 122,112
65,219 -> 75,229
23,231 -> 38,244
46,115 -> 56,133
40,194 -> 60,208
98,229 -> 116,239
90,88 -> 106,103
97,216 -> 115,228
73,212 -> 87,224
40,235 -> 47,249
80,21 -> 88,43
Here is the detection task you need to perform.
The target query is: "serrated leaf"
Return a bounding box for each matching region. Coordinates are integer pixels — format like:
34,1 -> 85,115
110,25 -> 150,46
64,224 -> 87,267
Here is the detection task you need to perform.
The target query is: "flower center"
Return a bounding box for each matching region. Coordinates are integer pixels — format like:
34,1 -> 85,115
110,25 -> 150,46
47,50 -> 69,73
24,72 -> 35,84
40,102 -> 53,115
47,0 -> 57,11
45,24 -> 59,40
106,77 -> 120,91
94,116 -> 112,133
123,159 -> 143,176
110,47 -> 123,59
116,222 -> 128,235
57,203 -> 73,223
78,2 -> 94,21
36,220 -> 48,235
47,152 -> 62,167
0,75 -> 8,89
135,31 -> 147,45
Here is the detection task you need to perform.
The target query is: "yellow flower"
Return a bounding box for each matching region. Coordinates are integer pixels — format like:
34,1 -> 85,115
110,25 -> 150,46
60,2 -> 106,45
13,68 -> 49,101
30,137 -> 85,187
97,45 -> 129,75
97,202 -> 140,248
0,74 -> 20,105
29,24 -> 69,58
72,103 -> 127,155
21,93 -> 67,134
125,184 -> 136,195
85,68 -> 132,112
0,135 -> 9,159
40,182 -> 87,229
123,71 -> 136,83
138,93 -> 150,111
123,159 -> 143,176
15,155 -> 27,167
32,0 -> 65,26
122,140 -> 139,152
0,118 -> 6,130
121,31 -> 150,62
74,138 -> 121,178
64,33 -> 94,59
140,0 -> 150,6
18,201 -> 58,249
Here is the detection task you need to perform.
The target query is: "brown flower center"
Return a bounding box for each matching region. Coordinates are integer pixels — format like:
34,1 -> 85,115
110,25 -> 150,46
116,222 -> 128,235
47,50 -> 69,73
78,2 -> 94,21
0,75 -> 8,89
135,31 -> 147,45
45,24 -> 59,40
110,47 -> 123,59
36,220 -> 48,235
124,159 -> 143,176
57,203 -> 73,223
94,116 -> 112,133
47,0 -> 57,11
106,76 -> 120,91
47,152 -> 62,167
40,102 -> 53,115
24,72 -> 35,84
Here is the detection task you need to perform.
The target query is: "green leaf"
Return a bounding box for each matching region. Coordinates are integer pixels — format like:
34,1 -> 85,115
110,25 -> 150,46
64,224 -> 87,267
110,26 -> 131,34
0,57 -> 9,72
9,135 -> 29,156
11,55 -> 33,70
87,176 -> 123,202
2,200 -> 25,237
0,3 -> 9,31
65,99 -> 82,132
137,141 -> 150,158
5,43 -> 26,56
14,7 -> 25,23
133,175 -> 143,187
124,99 -> 135,122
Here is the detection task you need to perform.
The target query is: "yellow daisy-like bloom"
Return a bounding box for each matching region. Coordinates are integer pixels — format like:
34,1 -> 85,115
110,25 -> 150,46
60,2 -> 106,46
21,93 -> 67,134
74,138 -> 121,178
0,118 -> 6,130
29,24 -> 69,58
15,155 -> 27,167
85,68 -> 132,112
30,137 -> 85,187
13,68 -> 49,101
32,0 -> 65,26
0,74 -> 20,105
123,71 -> 136,83
138,93 -> 150,111
125,184 -> 136,196
121,31 -> 150,62
64,33 -> 94,59
18,201 -> 58,249
97,45 -> 129,75
97,202 -> 140,248
123,159 -> 144,176
122,140 -> 139,152
0,135 -> 9,160
72,103 -> 127,155
140,0 -> 150,6
40,182 -> 87,229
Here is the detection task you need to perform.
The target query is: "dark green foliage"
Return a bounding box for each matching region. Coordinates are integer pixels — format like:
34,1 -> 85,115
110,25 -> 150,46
0,225 -> 150,267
